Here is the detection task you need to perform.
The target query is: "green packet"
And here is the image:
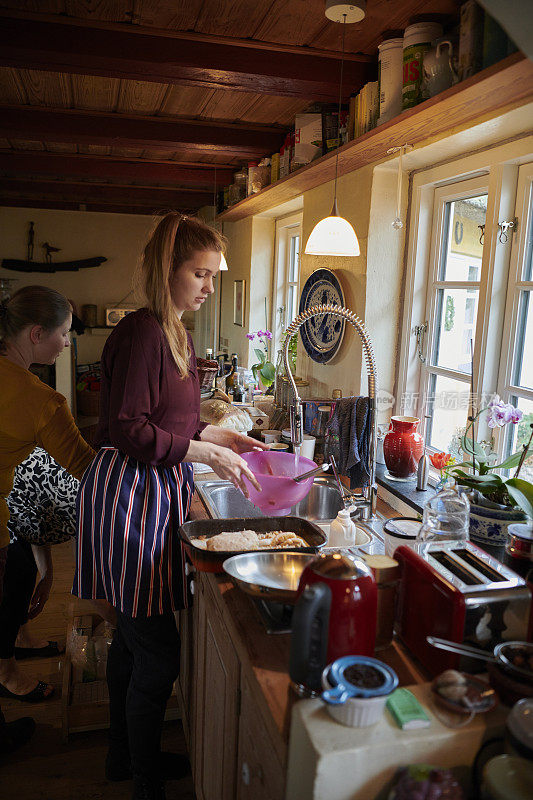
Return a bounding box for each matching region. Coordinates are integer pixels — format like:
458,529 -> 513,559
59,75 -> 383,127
386,688 -> 431,730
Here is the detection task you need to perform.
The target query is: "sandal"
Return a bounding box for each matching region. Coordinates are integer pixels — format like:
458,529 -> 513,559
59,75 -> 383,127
0,680 -> 54,703
14,641 -> 63,660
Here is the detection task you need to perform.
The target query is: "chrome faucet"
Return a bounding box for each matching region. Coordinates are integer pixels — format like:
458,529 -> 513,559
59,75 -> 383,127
282,303 -> 378,520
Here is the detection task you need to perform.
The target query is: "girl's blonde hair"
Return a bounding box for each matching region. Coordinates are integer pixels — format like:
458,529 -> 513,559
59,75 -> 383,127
136,212 -> 225,378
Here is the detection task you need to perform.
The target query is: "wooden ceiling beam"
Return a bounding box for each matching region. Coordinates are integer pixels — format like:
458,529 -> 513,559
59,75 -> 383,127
0,107 -> 285,156
0,14 -> 375,101
0,177 -> 212,209
0,198 -> 179,216
0,151 -> 234,188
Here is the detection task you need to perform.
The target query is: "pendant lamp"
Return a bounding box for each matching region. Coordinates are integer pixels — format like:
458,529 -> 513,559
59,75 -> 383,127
213,165 -> 228,269
305,3 -> 363,257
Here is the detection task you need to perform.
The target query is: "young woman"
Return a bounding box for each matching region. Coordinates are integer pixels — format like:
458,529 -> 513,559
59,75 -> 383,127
73,213 -> 265,800
0,285 -> 94,750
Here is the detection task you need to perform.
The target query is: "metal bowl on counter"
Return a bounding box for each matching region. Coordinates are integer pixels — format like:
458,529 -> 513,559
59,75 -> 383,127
223,552 -> 316,603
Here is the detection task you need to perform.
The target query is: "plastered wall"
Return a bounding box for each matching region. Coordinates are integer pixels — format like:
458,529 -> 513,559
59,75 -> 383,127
0,207 -> 155,365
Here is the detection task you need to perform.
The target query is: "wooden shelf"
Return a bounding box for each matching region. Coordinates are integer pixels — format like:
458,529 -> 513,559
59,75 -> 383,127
218,53 -> 533,223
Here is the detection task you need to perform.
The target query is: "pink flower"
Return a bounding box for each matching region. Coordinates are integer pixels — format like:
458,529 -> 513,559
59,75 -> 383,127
264,329 -> 273,340
246,333 -> 255,341
487,395 -> 522,428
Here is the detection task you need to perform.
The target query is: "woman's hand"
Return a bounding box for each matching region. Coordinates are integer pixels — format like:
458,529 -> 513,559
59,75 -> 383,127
203,426 -> 270,455
205,443 -> 261,497
28,572 -> 53,619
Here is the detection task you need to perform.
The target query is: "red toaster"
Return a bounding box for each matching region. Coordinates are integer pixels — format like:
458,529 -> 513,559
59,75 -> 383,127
395,541 -> 532,677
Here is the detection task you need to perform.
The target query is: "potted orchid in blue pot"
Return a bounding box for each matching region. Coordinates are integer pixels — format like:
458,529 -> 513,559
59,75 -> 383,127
436,396 -> 533,546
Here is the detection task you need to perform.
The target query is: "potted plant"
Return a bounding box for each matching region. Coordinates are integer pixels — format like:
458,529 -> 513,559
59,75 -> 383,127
432,396 -> 533,546
247,329 -> 276,390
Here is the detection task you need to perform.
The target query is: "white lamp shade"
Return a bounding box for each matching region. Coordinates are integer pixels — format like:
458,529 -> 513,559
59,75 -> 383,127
219,252 -> 228,270
304,213 -> 360,257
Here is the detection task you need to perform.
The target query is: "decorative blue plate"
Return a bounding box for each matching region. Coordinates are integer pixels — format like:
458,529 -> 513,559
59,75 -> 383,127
298,269 -> 345,363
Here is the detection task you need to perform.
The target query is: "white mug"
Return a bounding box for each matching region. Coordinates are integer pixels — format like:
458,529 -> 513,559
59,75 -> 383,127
261,429 -> 281,444
299,435 -> 316,461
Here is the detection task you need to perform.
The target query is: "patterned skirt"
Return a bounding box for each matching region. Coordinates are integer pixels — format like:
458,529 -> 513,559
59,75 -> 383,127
73,447 -> 193,618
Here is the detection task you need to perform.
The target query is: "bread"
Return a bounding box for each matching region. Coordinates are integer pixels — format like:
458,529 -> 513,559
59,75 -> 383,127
206,530 -> 260,552
193,529 -> 308,553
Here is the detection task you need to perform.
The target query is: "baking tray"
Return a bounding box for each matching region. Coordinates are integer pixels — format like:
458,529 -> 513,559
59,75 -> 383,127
179,516 -> 326,573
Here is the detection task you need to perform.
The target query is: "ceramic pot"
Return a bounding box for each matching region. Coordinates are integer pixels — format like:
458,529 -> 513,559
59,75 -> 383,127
383,416 -> 424,479
422,40 -> 457,98
468,494 -> 527,547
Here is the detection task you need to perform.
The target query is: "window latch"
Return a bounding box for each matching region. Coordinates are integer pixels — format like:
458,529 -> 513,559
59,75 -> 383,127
498,217 -> 518,243
478,224 -> 485,245
413,322 -> 428,363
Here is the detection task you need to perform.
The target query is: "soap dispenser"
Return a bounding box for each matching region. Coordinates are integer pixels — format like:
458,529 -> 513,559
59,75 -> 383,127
329,508 -> 357,548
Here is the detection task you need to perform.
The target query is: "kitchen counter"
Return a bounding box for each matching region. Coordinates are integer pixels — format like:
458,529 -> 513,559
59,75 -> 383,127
181,482 -> 509,800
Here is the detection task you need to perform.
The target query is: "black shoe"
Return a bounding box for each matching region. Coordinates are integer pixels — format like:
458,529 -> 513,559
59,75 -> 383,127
107,750 -> 191,782
0,716 -> 36,754
132,776 -> 166,800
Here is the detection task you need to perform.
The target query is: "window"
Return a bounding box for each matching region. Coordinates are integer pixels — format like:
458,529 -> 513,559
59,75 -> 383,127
422,180 -> 488,453
272,213 -> 302,356
499,163 -> 533,481
398,139 -> 533,472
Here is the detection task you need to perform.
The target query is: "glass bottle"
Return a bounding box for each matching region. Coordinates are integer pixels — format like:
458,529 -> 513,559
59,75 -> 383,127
416,480 -> 470,545
225,354 -> 239,391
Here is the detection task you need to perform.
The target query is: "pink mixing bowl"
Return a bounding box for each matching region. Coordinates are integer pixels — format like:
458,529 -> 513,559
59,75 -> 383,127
241,450 -> 318,516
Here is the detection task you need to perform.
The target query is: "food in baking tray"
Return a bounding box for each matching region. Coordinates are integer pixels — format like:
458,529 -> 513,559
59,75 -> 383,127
189,530 -> 308,552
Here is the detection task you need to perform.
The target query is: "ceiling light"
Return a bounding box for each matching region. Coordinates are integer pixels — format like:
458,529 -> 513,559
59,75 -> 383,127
325,2 -> 366,24
305,6 -> 360,257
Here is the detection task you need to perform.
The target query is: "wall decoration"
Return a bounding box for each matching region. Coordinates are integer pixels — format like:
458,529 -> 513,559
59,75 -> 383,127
233,279 -> 245,327
1,220 -> 107,273
299,268 -> 346,363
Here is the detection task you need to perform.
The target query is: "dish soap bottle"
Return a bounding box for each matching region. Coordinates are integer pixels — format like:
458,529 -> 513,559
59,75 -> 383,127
329,509 -> 357,548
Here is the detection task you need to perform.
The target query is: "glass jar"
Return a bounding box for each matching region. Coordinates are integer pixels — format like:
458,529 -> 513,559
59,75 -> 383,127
416,482 -> 470,544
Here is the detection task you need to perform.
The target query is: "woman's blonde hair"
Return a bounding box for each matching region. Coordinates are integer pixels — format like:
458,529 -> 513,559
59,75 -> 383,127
0,285 -> 71,353
136,212 -> 225,378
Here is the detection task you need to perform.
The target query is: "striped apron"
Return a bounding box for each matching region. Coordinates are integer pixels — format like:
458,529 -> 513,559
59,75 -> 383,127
73,447 -> 193,617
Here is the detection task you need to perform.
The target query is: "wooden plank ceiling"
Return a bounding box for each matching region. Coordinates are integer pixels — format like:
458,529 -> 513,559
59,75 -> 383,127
0,0 -> 459,215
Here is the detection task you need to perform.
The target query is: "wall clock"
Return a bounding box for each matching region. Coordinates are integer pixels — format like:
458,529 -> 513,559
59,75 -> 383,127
298,268 -> 345,363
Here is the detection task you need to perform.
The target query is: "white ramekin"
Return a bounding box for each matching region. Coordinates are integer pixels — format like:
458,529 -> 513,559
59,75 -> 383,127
321,669 -> 389,728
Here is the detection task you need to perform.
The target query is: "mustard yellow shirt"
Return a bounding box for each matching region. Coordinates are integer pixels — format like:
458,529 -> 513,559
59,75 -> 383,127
0,356 -> 95,548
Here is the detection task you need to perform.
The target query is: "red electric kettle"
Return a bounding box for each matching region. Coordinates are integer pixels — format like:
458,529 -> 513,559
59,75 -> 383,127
289,553 -> 377,695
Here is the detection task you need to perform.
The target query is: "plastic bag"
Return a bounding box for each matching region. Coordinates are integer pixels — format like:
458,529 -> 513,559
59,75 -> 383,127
67,618 -> 114,683
200,399 -> 252,433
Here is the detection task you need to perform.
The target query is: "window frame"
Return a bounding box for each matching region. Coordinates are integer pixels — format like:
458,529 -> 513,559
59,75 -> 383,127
420,176 -> 489,451
496,162 -> 533,464
271,211 -> 303,357
397,136 -> 533,465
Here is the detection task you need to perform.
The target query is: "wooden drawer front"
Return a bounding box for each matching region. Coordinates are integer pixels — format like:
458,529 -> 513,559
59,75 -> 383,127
237,676 -> 286,800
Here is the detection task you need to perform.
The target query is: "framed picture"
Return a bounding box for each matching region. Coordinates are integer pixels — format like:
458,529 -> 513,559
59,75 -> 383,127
233,279 -> 245,326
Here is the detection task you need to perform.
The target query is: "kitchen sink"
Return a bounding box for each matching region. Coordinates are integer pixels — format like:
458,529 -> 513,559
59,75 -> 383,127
196,476 -> 346,523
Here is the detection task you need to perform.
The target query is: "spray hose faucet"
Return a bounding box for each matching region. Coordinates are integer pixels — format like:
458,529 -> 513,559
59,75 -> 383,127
282,303 -> 378,519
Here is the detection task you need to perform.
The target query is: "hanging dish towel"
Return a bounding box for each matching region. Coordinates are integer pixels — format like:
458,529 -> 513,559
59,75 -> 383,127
325,397 -> 371,489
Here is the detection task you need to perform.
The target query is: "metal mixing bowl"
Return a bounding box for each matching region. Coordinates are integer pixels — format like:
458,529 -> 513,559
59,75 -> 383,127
223,551 -> 317,603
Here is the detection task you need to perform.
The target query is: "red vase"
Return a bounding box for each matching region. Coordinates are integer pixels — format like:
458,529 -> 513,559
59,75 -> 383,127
383,416 -> 424,479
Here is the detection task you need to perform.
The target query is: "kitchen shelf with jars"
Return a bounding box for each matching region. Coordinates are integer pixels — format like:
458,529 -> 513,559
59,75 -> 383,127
218,52 -> 532,224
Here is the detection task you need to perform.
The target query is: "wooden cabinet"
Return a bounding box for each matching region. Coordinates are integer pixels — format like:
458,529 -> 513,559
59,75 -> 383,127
237,676 -> 286,800
191,576 -> 241,800
179,572 -> 287,800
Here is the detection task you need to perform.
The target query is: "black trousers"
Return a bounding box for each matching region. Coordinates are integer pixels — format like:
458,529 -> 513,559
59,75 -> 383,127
106,610 -> 180,780
0,538 -> 37,659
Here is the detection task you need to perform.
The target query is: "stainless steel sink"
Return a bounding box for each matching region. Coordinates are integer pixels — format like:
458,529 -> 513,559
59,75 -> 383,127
196,476 -> 345,522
